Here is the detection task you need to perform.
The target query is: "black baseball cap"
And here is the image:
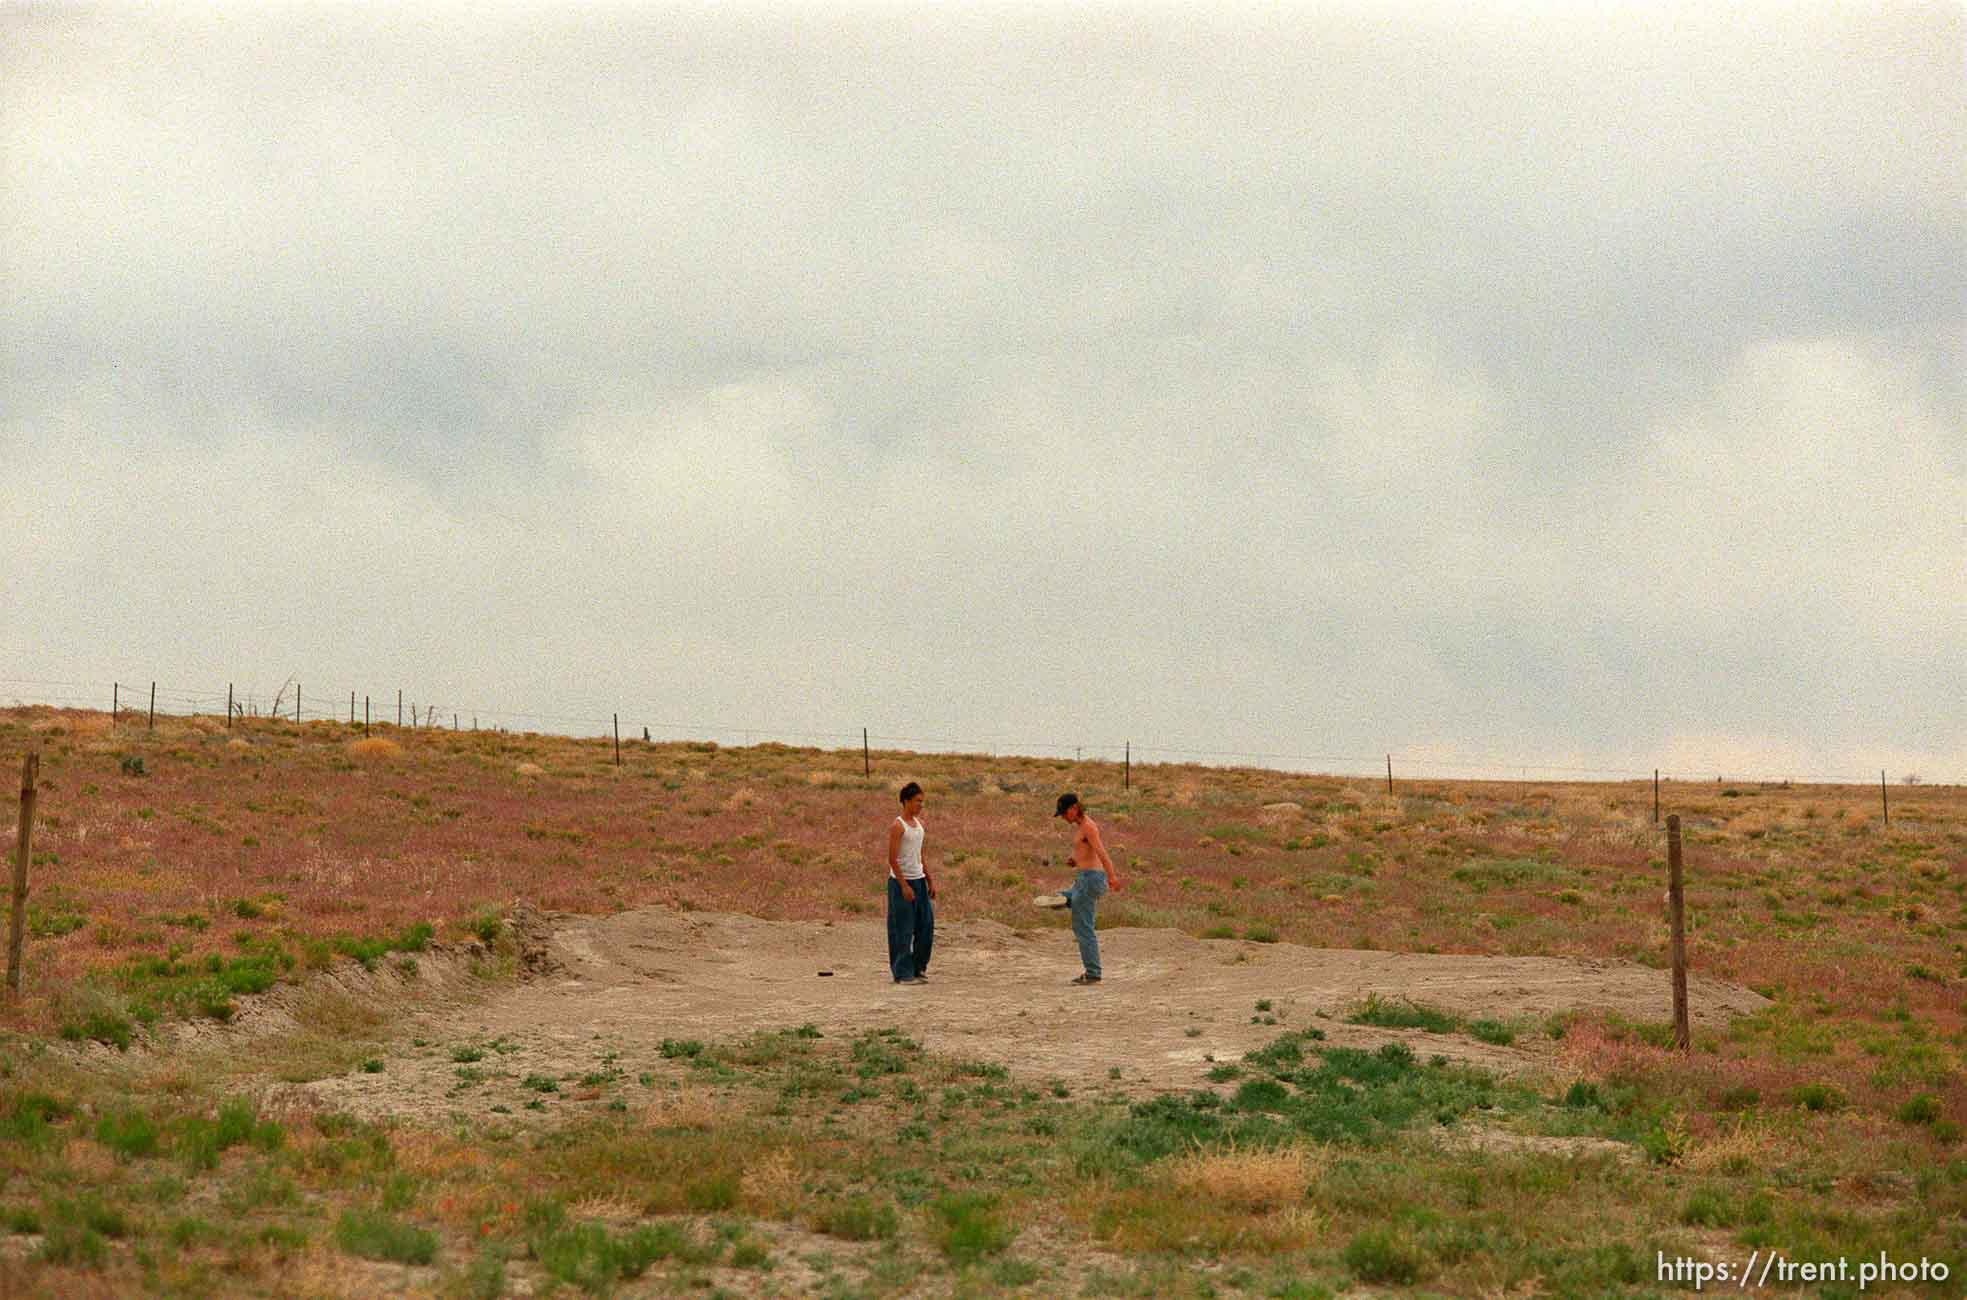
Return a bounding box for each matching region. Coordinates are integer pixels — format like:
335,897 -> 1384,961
1054,792 -> 1080,817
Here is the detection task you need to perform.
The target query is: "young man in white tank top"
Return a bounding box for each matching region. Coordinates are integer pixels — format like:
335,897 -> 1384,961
886,782 -> 936,984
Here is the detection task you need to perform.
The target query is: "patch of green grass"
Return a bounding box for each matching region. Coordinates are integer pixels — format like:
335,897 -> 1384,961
0,1091 -> 72,1145
1089,1033 -> 1546,1166
1896,1094 -> 1942,1125
1450,857 -> 1577,892
95,1106 -> 160,1160
60,1008 -> 134,1050
685,1172 -> 740,1212
930,1191 -> 1014,1263
1348,995 -> 1457,1034
1341,1227 -> 1424,1285
462,1243 -> 509,1300
335,1207 -> 437,1265
529,1210 -> 713,1293
815,1195 -> 899,1242
174,1097 -> 282,1170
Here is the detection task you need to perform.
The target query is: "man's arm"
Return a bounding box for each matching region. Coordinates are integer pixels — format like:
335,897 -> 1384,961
1086,819 -> 1121,890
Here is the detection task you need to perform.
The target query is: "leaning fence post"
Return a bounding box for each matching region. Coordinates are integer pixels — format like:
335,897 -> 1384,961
149,682 -> 156,730
1881,770 -> 1889,827
8,752 -> 39,994
111,682 -> 118,732
1386,753 -> 1393,797
614,714 -> 621,766
1667,814 -> 1690,1052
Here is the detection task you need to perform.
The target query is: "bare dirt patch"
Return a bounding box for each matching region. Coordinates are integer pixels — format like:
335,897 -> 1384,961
267,906 -> 1768,1125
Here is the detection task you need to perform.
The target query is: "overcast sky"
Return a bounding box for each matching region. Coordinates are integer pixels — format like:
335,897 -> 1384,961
3,3 -> 1962,782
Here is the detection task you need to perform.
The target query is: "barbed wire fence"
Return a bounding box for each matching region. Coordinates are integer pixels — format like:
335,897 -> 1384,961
0,674 -> 1952,794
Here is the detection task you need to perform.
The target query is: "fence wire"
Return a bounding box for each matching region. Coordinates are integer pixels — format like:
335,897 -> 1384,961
0,676 -> 1950,787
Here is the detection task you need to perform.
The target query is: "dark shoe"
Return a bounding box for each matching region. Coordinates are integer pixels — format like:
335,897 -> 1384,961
894,976 -> 921,985
1071,974 -> 1102,985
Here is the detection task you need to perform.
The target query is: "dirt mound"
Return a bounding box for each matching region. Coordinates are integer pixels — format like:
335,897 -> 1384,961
270,906 -> 1770,1126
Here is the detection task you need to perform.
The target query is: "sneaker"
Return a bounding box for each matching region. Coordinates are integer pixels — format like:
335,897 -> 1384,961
913,973 -> 930,983
1033,892 -> 1071,909
1070,974 -> 1102,985
894,976 -> 923,985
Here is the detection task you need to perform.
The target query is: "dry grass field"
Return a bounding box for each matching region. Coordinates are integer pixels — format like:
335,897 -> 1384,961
0,706 -> 1961,1297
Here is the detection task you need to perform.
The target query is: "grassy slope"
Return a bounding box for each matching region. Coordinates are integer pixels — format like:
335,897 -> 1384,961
0,707 -> 1961,1297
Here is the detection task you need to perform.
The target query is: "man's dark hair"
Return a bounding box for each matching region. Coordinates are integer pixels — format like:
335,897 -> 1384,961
1054,791 -> 1080,817
899,781 -> 923,803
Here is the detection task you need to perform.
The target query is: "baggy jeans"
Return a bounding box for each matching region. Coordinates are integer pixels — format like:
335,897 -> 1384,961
1067,869 -> 1108,979
887,877 -> 933,982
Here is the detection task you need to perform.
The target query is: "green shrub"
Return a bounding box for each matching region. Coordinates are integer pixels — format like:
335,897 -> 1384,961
930,1191 -> 1014,1263
95,1107 -> 160,1160
1792,1083 -> 1847,1113
1468,1018 -> 1515,1046
60,1010 -> 133,1051
531,1219 -> 708,1291
684,1172 -> 739,1212
335,1207 -> 437,1265
816,1195 -> 898,1242
1342,1228 -> 1424,1284
1,1091 -> 71,1143
1896,1094 -> 1942,1126
1348,995 -> 1458,1034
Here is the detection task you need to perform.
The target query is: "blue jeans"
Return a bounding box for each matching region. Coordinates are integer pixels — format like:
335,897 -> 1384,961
887,877 -> 933,981
1067,869 -> 1108,979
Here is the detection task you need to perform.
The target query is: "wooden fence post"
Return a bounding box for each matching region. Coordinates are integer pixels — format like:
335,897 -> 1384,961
397,691 -> 402,727
1125,741 -> 1130,790
1386,754 -> 1393,797
614,714 -> 621,766
228,683 -> 234,729
863,728 -> 869,777
148,682 -> 156,730
1653,769 -> 1660,824
111,682 -> 117,732
1667,813 -> 1690,1052
1881,770 -> 1889,827
8,752 -> 39,994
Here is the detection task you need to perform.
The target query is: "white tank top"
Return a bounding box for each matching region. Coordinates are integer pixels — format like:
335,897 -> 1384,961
895,816 -> 925,880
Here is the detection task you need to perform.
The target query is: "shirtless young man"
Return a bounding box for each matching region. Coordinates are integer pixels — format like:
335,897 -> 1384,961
1053,792 -> 1123,985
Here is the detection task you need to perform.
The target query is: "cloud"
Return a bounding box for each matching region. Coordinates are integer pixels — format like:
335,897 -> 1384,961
2,3 -> 1961,778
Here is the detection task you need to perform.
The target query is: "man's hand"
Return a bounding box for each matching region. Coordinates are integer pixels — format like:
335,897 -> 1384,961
926,877 -> 938,900
899,882 -> 915,902
1108,874 -> 1122,892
